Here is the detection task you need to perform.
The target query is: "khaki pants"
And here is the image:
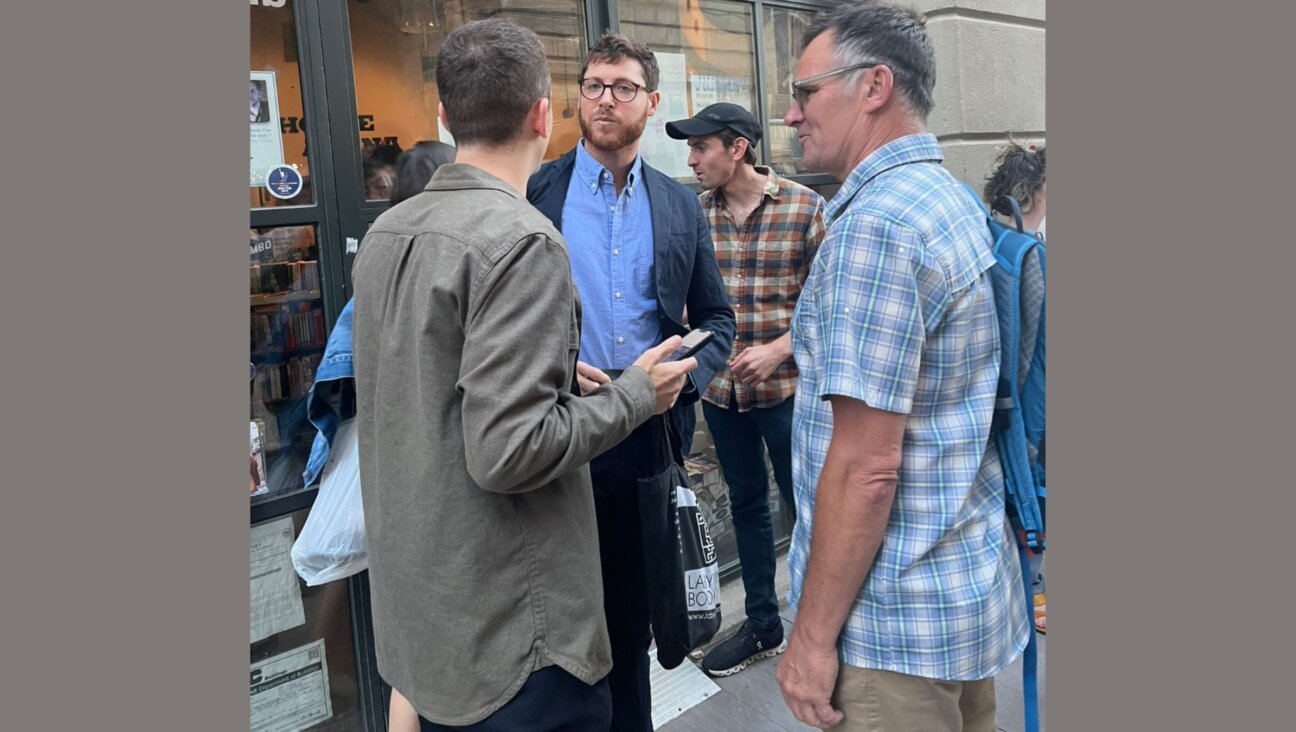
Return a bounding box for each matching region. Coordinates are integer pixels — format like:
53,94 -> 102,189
827,665 -> 996,732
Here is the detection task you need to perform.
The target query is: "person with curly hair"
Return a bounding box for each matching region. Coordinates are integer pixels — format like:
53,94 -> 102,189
984,139 -> 1046,239
985,138 -> 1048,636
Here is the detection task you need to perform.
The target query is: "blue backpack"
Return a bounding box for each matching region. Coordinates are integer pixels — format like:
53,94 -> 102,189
965,184 -> 1047,732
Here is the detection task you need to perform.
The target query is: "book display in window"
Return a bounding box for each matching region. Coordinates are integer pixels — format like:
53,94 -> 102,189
251,225 -> 324,500
251,419 -> 270,497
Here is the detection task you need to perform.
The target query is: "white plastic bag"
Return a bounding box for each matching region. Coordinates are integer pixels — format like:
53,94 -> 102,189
291,419 -> 367,586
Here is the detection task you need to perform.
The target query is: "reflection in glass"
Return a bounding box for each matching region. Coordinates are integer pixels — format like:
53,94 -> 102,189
620,0 -> 757,181
348,0 -> 588,202
251,1 -> 314,208
251,510 -> 363,731
250,225 -> 324,502
763,5 -> 817,176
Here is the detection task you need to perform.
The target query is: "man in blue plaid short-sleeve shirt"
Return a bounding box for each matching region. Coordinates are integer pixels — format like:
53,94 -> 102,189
774,4 -> 1030,731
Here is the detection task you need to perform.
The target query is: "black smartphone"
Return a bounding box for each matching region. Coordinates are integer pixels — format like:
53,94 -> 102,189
660,329 -> 715,363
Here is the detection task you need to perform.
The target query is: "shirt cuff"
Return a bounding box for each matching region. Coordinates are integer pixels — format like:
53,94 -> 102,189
614,365 -> 658,425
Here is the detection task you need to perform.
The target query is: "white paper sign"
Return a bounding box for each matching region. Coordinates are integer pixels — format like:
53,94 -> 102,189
688,74 -> 754,113
251,516 -> 305,643
250,639 -> 333,732
638,52 -> 692,179
250,70 -> 286,188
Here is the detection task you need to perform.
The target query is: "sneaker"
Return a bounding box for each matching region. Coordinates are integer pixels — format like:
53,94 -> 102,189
699,619 -> 787,677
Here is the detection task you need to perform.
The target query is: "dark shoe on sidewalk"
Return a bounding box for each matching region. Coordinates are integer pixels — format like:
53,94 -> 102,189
700,619 -> 787,677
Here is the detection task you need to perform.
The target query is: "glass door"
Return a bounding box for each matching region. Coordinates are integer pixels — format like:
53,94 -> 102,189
250,2 -> 377,730
301,2 -> 599,725
314,0 -> 595,300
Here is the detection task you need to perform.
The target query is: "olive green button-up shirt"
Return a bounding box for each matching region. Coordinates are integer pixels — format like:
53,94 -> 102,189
352,163 -> 657,725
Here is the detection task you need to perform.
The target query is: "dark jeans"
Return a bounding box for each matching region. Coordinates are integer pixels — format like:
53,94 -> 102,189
589,415 -> 673,732
701,395 -> 795,632
417,665 -> 611,732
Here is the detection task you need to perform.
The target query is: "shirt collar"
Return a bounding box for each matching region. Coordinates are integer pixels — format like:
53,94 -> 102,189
574,139 -> 643,196
423,163 -> 522,199
825,133 -> 944,223
702,165 -> 782,210
758,166 -> 782,202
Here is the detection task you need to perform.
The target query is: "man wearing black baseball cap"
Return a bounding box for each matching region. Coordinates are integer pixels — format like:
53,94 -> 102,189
666,103 -> 827,680
666,102 -> 763,151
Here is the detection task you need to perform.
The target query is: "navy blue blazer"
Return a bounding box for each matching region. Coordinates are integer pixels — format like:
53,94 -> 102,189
527,147 -> 736,459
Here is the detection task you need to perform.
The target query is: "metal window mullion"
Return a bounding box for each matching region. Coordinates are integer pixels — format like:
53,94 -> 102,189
588,0 -> 618,42
761,0 -> 843,14
250,206 -> 321,230
293,0 -> 347,328
752,0 -> 773,167
292,3 -> 388,730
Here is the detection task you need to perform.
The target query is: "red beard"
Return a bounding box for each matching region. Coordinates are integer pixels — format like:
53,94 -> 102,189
579,108 -> 649,153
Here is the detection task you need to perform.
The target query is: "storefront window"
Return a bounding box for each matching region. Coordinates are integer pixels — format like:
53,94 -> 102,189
686,412 -> 792,576
251,225 -> 325,504
251,509 -> 363,731
251,1 -> 315,208
619,0 -> 757,180
346,0 -> 589,202
763,5 -> 817,176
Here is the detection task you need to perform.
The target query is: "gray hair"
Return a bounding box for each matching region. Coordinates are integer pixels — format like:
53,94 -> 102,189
802,2 -> 936,121
436,19 -> 551,147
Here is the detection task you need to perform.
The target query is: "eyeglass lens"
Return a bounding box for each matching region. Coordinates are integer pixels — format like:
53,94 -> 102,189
581,80 -> 640,103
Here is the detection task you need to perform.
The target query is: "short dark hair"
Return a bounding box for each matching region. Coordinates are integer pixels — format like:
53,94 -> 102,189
581,33 -> 659,91
717,129 -> 758,166
984,139 -> 1045,216
436,19 -> 551,147
369,143 -> 404,167
802,2 -> 936,121
391,140 -> 457,206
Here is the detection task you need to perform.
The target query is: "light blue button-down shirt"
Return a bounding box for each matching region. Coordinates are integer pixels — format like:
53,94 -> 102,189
562,142 -> 658,370
788,134 -> 1030,681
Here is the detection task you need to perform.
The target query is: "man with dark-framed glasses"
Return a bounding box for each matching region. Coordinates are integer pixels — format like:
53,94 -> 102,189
527,32 -> 735,732
774,3 -> 1030,731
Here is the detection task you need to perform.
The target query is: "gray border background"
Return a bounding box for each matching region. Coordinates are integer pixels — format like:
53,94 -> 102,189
0,1 -> 248,729
1048,1 -> 1295,730
3,1 -> 1294,730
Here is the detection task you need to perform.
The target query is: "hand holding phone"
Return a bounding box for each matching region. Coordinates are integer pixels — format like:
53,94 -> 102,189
632,335 -> 702,414
660,329 -> 715,363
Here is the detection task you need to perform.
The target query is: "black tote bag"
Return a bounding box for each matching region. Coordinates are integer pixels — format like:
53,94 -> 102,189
637,423 -> 722,669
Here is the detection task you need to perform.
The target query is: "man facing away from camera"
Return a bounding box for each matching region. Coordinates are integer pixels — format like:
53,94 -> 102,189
663,102 -> 825,679
526,33 -> 735,732
350,18 -> 697,732
774,3 -> 1030,730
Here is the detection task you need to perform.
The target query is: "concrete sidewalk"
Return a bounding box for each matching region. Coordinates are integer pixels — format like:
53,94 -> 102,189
651,552 -> 1046,732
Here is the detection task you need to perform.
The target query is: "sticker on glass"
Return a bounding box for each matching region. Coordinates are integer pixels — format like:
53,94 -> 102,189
265,165 -> 303,200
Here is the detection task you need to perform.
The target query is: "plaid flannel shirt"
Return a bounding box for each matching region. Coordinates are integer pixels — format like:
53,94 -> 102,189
787,134 -> 1030,681
701,167 -> 826,411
